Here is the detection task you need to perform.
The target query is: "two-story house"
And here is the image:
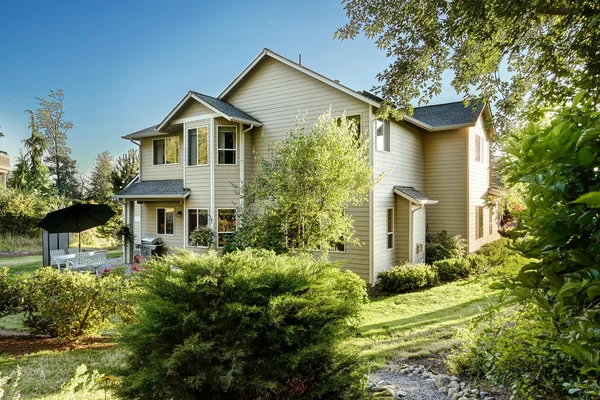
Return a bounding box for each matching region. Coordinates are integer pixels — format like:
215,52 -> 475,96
115,49 -> 500,284
0,151 -> 10,189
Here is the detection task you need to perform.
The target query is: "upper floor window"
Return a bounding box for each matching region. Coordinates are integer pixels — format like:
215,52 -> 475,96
153,137 -> 179,165
336,114 -> 361,143
376,120 -> 390,152
157,207 -> 174,235
188,126 -> 208,166
476,135 -> 484,163
217,126 -> 237,165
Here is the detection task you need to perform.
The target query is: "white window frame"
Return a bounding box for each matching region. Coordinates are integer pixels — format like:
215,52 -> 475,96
152,137 -> 180,166
217,125 -> 237,165
475,135 -> 484,163
216,208 -> 236,248
156,207 -> 175,236
187,126 -> 209,167
476,206 -> 484,239
187,208 -> 210,247
387,207 -> 394,250
375,120 -> 391,152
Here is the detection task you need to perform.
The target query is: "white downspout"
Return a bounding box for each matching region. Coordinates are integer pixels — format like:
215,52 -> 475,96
240,124 -> 254,211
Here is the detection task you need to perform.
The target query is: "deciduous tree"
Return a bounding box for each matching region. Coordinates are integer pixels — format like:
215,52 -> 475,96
336,1 -> 600,127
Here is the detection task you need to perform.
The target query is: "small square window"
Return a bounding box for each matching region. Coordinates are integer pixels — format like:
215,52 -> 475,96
153,137 -> 179,165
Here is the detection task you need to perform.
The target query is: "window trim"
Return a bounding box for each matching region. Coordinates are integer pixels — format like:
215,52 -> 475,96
187,208 -> 210,247
152,137 -> 180,166
375,119 -> 391,152
476,206 -> 484,239
156,207 -> 175,236
216,208 -> 236,248
387,207 -> 394,250
187,126 -> 209,167
216,125 -> 238,166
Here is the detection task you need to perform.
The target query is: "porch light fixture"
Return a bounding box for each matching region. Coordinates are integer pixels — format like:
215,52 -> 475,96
177,211 -> 182,218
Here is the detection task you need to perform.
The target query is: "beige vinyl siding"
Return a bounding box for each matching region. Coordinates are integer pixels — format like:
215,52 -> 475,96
373,120 -> 424,277
139,132 -> 183,181
224,55 -> 370,280
140,201 -> 184,250
174,100 -> 214,120
467,117 -> 500,252
214,118 -> 241,210
394,197 -> 410,265
423,129 -> 468,239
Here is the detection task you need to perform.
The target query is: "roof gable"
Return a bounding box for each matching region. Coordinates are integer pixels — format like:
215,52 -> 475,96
412,101 -> 485,130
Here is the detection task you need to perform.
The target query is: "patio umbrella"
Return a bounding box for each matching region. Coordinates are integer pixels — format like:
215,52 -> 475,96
39,203 -> 116,252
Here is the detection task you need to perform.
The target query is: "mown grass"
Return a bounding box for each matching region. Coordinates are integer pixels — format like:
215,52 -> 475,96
0,234 -> 42,253
0,249 -> 123,276
347,257 -> 524,370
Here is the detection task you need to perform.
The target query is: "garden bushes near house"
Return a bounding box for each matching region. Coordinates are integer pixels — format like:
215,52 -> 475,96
118,249 -> 369,400
433,257 -> 471,282
0,267 -> 137,343
425,230 -> 467,264
376,262 -> 438,293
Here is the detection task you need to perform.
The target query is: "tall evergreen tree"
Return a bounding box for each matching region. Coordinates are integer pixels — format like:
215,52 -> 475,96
7,151 -> 30,191
111,149 -> 139,192
35,89 -> 79,197
22,110 -> 50,192
87,151 -> 114,203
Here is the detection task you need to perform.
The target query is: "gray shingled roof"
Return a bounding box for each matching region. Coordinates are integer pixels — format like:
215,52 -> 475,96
411,101 -> 484,128
115,180 -> 190,198
191,91 -> 261,124
124,125 -> 159,139
394,186 -> 438,204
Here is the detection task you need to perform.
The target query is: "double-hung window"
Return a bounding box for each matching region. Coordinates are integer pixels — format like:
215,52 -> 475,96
387,208 -> 394,250
217,209 -> 236,247
376,120 -> 390,152
157,208 -> 174,235
153,137 -> 179,165
188,209 -> 210,246
217,126 -> 237,165
187,126 -> 208,166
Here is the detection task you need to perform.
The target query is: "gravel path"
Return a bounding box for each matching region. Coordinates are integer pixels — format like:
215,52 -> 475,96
369,365 -> 448,400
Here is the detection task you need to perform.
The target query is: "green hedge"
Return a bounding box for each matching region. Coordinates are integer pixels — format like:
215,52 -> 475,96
376,262 -> 439,293
433,257 -> 472,282
0,189 -> 50,237
119,249 -> 368,400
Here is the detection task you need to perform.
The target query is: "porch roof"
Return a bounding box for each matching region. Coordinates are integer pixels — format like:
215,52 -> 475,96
115,179 -> 190,199
394,186 -> 439,205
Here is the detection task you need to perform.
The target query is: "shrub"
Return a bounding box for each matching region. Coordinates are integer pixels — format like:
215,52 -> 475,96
119,249 -> 368,400
433,257 -> 471,282
466,253 -> 488,275
425,230 -> 467,263
188,225 -> 215,247
448,305 -> 586,399
21,267 -> 137,342
0,268 -> 21,318
0,188 -> 53,237
376,262 -> 438,293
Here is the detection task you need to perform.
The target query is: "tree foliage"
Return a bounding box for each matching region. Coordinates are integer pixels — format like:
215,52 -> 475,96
87,151 -> 114,203
241,111 -> 378,254
111,149 -> 139,193
336,0 -> 600,126
35,89 -> 80,197
496,95 -> 600,387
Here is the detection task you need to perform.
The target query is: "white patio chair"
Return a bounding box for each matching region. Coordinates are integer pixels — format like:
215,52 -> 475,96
66,252 -> 94,274
50,249 -> 66,269
90,250 -> 108,271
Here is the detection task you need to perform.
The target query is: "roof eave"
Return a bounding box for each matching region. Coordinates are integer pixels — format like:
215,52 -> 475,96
393,187 -> 438,205
115,192 -> 191,199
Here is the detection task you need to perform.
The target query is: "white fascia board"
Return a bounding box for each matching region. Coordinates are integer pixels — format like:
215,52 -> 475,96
115,193 -> 191,199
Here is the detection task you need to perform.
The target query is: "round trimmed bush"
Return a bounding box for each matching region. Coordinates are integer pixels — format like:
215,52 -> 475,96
118,249 -> 368,400
433,257 -> 471,282
376,262 -> 439,293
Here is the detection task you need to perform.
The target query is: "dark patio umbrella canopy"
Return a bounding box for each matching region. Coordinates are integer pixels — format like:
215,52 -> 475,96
39,204 -> 116,251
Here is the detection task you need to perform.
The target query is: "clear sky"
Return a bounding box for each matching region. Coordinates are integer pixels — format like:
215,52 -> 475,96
0,0 -> 459,175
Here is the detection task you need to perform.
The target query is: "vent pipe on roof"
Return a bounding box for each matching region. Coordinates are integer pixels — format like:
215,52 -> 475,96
298,54 -> 302,65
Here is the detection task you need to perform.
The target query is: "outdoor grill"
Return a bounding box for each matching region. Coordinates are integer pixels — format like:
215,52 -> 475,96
140,237 -> 164,258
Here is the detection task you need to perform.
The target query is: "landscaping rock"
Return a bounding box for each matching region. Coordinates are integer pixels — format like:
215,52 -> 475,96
435,374 -> 452,388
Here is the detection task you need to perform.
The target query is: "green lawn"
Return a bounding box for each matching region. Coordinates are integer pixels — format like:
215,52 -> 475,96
347,260 -> 522,370
0,249 -> 123,276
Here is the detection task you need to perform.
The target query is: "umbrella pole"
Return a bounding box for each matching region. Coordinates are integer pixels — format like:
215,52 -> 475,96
79,232 -> 81,252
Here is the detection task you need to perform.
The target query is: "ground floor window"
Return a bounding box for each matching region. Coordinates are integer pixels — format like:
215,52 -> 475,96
387,208 -> 394,250
217,209 -> 236,247
157,207 -> 174,235
188,209 -> 210,246
476,206 -> 484,239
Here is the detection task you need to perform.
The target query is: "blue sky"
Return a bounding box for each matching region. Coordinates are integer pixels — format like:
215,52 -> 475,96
0,0 -> 460,175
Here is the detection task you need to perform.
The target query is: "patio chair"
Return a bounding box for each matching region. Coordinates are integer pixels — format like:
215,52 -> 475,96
50,249 -> 66,268
90,250 -> 108,270
66,252 -> 94,274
